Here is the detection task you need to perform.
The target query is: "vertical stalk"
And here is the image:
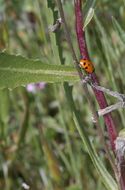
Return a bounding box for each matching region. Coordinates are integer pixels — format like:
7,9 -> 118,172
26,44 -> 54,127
74,0 -> 117,150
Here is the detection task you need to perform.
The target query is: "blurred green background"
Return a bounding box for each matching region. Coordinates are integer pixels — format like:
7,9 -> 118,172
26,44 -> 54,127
0,0 -> 125,190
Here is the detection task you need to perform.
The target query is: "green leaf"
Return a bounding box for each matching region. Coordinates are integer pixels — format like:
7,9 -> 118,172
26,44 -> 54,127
0,89 -> 9,138
64,83 -> 118,190
0,89 -> 9,124
73,114 -> 118,190
84,7 -> 94,29
0,53 -> 79,89
65,184 -> 81,190
112,16 -> 125,43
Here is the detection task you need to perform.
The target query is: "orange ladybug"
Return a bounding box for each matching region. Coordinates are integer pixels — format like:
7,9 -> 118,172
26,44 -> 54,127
79,59 -> 95,74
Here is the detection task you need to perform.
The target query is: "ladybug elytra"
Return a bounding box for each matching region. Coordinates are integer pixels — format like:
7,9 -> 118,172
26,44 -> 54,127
79,59 -> 95,74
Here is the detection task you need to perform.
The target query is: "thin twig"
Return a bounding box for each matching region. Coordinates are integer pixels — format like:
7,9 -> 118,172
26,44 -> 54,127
98,102 -> 125,116
115,136 -> 125,189
91,83 -> 125,102
56,0 -> 82,79
48,18 -> 62,33
90,83 -> 125,116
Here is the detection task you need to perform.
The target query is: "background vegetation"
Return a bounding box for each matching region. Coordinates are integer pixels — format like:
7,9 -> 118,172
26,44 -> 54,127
0,0 -> 125,189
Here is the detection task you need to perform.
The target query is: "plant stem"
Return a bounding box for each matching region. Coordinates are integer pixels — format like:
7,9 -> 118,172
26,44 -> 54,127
74,0 -> 117,151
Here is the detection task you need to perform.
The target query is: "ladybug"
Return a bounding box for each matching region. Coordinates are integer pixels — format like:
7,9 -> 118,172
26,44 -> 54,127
79,59 -> 95,74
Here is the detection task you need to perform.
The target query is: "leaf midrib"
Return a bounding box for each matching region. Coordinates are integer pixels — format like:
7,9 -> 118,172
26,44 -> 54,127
0,67 -> 78,76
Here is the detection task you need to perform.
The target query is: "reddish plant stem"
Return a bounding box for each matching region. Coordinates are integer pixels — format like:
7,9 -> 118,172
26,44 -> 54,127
74,0 -> 117,150
75,0 -> 89,59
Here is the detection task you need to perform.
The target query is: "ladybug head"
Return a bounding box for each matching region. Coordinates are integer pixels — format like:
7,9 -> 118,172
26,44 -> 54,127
79,59 -> 87,67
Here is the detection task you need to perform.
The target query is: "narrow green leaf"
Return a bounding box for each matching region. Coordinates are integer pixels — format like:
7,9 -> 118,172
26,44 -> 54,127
0,89 -> 9,138
73,114 -> 118,190
0,53 -> 79,89
65,184 -> 81,190
64,83 -> 118,190
112,16 -> 125,43
84,8 -> 94,29
0,89 -> 9,124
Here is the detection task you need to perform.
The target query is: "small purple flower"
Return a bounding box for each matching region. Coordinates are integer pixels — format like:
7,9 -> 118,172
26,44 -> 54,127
35,82 -> 46,89
26,82 -> 46,93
